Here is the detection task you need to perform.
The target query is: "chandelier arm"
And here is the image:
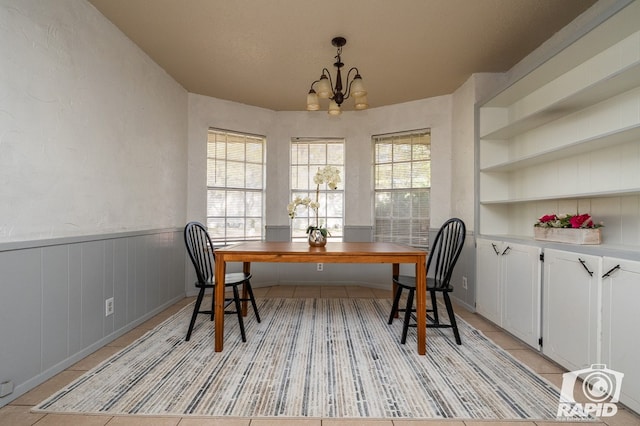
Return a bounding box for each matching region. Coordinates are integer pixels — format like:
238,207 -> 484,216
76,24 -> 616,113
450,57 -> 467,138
343,67 -> 361,100
321,67 -> 336,99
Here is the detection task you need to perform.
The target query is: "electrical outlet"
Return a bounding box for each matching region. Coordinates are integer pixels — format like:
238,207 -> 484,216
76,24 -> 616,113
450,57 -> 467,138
0,380 -> 14,397
105,297 -> 114,316
462,276 -> 468,290
317,263 -> 323,272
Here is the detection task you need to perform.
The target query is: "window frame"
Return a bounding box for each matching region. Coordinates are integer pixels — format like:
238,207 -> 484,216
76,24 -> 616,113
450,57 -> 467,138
290,138 -> 345,242
372,130 -> 431,248
206,128 -> 266,244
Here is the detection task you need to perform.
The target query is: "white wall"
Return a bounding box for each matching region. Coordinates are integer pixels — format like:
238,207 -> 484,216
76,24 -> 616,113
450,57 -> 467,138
0,0 -> 188,407
0,0 -> 188,243
187,94 -> 454,229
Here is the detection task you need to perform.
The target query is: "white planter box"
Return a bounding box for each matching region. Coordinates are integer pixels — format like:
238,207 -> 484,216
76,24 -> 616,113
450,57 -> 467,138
534,227 -> 602,245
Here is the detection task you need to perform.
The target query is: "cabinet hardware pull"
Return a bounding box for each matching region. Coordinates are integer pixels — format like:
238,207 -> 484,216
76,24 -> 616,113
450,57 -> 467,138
501,246 -> 511,255
491,243 -> 500,255
578,258 -> 593,276
602,264 -> 621,278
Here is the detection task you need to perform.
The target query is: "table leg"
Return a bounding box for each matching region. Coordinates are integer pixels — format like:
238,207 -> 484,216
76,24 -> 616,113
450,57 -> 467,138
241,261 -> 251,316
415,259 -> 426,355
214,255 -> 227,352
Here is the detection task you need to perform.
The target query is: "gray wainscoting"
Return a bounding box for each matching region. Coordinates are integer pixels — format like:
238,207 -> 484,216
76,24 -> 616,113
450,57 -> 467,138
0,229 -> 186,407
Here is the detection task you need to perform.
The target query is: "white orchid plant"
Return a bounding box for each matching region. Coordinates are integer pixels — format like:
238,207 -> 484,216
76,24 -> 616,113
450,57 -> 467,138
287,165 -> 341,237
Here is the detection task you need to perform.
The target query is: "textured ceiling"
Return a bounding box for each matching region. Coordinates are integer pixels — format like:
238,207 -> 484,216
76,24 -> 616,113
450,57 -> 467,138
88,0 -> 597,111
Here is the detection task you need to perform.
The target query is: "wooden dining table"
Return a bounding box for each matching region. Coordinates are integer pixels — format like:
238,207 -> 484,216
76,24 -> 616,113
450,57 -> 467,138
213,241 -> 428,355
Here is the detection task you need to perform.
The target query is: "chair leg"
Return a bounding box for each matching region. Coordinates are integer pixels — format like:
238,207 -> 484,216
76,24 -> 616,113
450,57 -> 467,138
388,287 -> 403,324
244,280 -> 261,323
429,290 -> 439,324
232,285 -> 247,342
443,292 -> 462,345
186,287 -> 206,341
401,288 -> 415,344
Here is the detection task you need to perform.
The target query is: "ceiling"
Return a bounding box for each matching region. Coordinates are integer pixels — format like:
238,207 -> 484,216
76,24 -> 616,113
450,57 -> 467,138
88,0 -> 597,112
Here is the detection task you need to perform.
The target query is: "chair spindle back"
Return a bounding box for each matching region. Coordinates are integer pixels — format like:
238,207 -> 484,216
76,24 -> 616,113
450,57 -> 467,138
427,218 -> 466,289
184,222 -> 215,284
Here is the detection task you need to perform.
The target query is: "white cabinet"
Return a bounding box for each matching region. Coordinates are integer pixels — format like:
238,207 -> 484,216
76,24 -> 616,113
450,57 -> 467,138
542,249 -> 602,372
476,239 -> 502,325
601,257 -> 640,414
476,239 -> 541,348
502,243 -> 542,349
474,6 -> 640,410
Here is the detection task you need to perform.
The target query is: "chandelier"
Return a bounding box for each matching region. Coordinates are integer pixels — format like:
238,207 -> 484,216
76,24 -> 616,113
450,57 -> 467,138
306,37 -> 368,115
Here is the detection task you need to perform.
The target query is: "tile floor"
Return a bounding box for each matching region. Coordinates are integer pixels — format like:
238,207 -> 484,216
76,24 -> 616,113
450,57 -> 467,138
2,285 -> 639,426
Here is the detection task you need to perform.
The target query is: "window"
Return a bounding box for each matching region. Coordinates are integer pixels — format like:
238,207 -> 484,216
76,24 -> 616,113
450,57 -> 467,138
206,129 -> 265,243
290,139 -> 344,241
373,130 -> 431,248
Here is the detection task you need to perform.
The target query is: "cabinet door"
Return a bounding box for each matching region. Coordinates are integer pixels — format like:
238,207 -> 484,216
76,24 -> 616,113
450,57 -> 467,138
543,249 -> 601,371
601,257 -> 640,414
502,243 -> 542,348
476,239 -> 502,325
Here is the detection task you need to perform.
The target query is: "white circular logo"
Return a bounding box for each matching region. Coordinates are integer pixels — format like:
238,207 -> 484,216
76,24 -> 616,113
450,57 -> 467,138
582,371 -> 614,403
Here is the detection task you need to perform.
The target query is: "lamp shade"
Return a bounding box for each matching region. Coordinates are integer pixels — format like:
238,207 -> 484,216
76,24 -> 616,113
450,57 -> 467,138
316,75 -> 332,99
350,75 -> 366,97
306,90 -> 320,111
354,94 -> 368,110
328,100 -> 341,115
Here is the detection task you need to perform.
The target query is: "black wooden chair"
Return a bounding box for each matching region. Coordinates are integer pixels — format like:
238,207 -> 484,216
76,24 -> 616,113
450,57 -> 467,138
388,218 -> 466,344
183,221 -> 261,342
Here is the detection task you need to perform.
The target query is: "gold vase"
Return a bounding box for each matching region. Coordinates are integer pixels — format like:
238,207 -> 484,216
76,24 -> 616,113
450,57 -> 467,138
308,228 -> 327,247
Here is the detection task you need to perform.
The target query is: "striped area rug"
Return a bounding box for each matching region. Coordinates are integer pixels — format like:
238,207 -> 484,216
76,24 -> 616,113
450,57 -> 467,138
35,298 -> 566,419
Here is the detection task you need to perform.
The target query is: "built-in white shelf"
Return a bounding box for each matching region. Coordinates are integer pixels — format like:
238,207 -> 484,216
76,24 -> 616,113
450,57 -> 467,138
480,188 -> 640,205
480,124 -> 640,172
480,60 -> 640,140
477,2 -> 640,248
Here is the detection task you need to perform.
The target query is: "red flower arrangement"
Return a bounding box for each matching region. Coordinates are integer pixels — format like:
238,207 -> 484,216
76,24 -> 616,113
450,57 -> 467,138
534,213 -> 603,229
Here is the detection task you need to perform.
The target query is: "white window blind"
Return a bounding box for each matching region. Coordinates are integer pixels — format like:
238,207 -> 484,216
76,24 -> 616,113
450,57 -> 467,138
290,139 -> 344,241
206,129 -> 265,243
373,130 -> 431,248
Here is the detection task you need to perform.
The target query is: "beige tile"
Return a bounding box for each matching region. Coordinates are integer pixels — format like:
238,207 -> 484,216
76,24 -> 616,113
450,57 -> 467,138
539,373 -> 564,389
535,422 -> 606,426
346,286 -> 377,298
482,331 -> 531,350
294,286 -> 322,298
0,404 -> 46,426
32,413 -> 113,425
372,288 -> 393,299
602,406 -> 640,425
506,349 -> 564,374
264,285 -> 297,297
108,328 -> 149,347
140,308 -> 185,330
251,286 -> 271,297
69,346 -> 122,371
320,286 -> 349,298
458,315 -> 501,332
453,307 -> 479,321
11,370 -> 84,406
178,418 -> 250,426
